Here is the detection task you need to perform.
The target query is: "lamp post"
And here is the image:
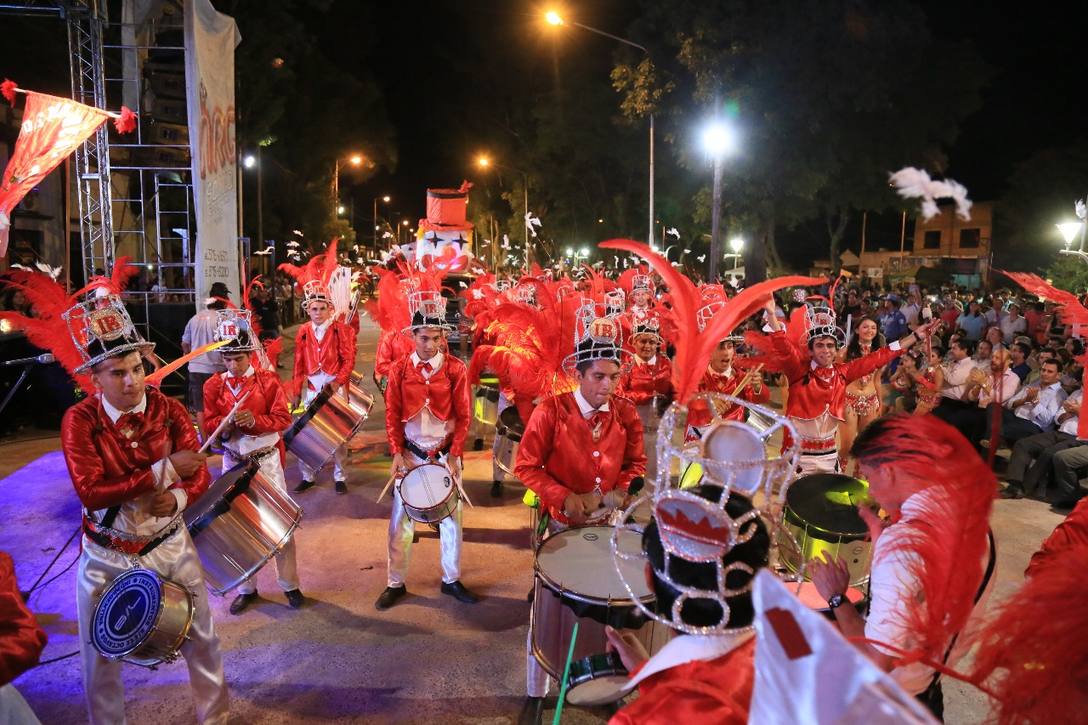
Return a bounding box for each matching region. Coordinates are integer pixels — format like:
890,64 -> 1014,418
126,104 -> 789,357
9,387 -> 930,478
333,152 -> 364,217
476,154 -> 531,265
729,236 -> 744,270
702,119 -> 738,282
1057,221 -> 1085,255
373,194 -> 391,256
546,10 -> 655,248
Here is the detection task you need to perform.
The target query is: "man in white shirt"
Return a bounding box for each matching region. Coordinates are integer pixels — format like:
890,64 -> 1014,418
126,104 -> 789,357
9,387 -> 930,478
999,303 -> 1028,344
182,283 -> 230,434
933,339 -> 978,432
987,359 -> 1066,448
1004,388 -> 1084,500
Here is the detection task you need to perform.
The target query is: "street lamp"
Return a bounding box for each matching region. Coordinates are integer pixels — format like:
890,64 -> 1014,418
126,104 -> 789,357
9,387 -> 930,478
373,194 -> 392,256
546,10 -> 655,248
475,153 -> 531,265
241,148 -> 271,293
1057,222 -> 1083,249
702,118 -> 738,282
242,154 -> 256,169
333,151 -> 365,217
729,236 -> 744,270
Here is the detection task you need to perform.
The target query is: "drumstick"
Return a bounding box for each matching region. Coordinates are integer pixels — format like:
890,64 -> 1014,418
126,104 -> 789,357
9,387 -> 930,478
198,391 -> 253,454
376,473 -> 398,503
552,621 -> 580,725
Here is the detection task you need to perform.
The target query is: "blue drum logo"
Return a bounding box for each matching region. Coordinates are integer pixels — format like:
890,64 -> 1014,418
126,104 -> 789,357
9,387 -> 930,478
92,570 -> 161,657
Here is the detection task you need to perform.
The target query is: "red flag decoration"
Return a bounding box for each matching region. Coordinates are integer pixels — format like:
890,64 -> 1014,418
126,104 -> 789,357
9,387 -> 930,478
0,80 -> 136,257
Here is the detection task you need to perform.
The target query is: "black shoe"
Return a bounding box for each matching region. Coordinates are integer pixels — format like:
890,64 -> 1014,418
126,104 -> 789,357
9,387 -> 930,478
375,585 -> 407,610
441,580 -> 479,604
335,480 -> 347,495
294,479 -> 315,493
473,438 -> 484,451
491,481 -> 503,498
518,696 -> 545,725
229,591 -> 258,615
1000,484 -> 1024,500
285,589 -> 305,608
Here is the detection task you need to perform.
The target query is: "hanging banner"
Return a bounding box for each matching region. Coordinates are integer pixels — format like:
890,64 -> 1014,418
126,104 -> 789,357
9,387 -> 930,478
185,0 -> 241,302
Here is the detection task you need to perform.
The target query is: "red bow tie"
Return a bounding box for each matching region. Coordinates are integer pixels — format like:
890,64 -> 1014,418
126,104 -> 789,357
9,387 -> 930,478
116,412 -> 143,438
416,360 -> 433,374
588,410 -> 609,440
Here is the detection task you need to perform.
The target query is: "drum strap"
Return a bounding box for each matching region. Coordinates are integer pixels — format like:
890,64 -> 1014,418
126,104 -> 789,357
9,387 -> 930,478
83,519 -> 178,557
404,438 -> 451,462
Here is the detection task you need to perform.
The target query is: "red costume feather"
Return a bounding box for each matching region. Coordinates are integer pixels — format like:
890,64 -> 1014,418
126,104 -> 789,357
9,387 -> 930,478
968,544 -> 1088,724
600,239 -> 823,405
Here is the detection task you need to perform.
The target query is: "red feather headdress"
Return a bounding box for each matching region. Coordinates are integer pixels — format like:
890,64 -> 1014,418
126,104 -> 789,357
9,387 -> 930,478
599,239 -> 823,405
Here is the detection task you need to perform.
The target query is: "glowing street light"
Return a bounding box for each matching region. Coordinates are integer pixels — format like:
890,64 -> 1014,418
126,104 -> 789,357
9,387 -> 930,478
579,246 -> 590,258
382,194 -> 391,203
242,154 -> 256,169
545,10 -> 563,26
703,118 -> 740,281
1057,222 -> 1083,248
337,205 -> 346,215
476,155 -> 491,169
729,236 -> 744,270
475,152 -> 531,264
349,153 -> 364,166
565,247 -> 574,256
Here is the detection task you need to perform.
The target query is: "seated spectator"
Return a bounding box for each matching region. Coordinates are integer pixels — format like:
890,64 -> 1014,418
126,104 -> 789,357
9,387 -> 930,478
890,351 -> 922,413
934,338 -> 977,422
1004,389 -> 1083,500
984,325 -> 1005,353
1009,342 -> 1032,382
974,339 -> 994,369
985,359 -> 1067,449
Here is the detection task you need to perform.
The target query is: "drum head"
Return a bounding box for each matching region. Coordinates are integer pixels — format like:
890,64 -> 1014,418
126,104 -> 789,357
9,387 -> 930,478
536,527 -> 651,603
566,674 -> 630,707
499,406 -> 524,439
400,464 -> 454,507
183,459 -> 257,525
92,569 -> 162,657
784,474 -> 868,539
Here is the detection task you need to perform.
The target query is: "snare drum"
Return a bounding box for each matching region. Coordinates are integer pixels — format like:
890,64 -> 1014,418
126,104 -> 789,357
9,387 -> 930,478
531,526 -> 671,704
473,375 -> 501,425
285,370 -> 375,470
91,568 -> 194,667
566,652 -> 630,707
495,406 -> 525,476
398,463 -> 459,524
778,473 -> 872,586
185,459 -> 303,595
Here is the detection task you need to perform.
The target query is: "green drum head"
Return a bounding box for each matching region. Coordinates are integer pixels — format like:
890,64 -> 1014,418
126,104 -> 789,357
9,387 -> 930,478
784,474 -> 869,539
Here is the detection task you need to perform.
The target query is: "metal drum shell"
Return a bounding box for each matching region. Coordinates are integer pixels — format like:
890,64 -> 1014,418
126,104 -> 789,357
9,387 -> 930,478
285,371 -> 374,470
398,464 -> 459,524
778,473 -> 873,586
184,460 -> 303,595
494,406 -> 524,476
473,377 -> 501,426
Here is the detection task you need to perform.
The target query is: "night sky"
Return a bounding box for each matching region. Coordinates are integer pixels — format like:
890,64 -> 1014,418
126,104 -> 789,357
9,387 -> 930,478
2,1 -> 1086,267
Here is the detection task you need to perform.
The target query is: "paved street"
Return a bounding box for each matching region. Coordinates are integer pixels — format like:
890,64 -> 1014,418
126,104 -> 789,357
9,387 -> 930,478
0,316 -> 1067,724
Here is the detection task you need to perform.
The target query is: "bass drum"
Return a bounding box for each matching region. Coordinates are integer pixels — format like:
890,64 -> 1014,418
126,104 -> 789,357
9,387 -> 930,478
91,568 -> 193,667
285,370 -> 374,471
778,473 -> 872,586
185,458 -> 303,595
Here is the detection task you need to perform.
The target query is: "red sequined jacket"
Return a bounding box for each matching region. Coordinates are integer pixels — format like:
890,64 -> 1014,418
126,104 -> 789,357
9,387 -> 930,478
1027,497 -> 1088,578
770,331 -> 901,420
688,365 -> 771,427
374,330 -> 415,380
60,388 -> 211,519
618,356 -> 674,406
0,551 -> 47,686
384,354 -> 471,456
203,367 -> 292,452
293,320 -> 357,391
515,392 -> 646,522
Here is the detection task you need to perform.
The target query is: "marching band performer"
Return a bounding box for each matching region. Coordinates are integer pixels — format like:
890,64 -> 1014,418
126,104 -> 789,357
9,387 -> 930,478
58,296 -> 230,724
376,290 -> 477,610
515,308 -> 647,715
763,297 -> 937,474
291,279 -> 358,495
617,313 -> 673,481
202,309 -> 304,615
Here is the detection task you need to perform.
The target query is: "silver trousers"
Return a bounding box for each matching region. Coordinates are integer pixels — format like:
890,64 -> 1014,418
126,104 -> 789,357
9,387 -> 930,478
76,531 -> 230,724
387,450 -> 463,587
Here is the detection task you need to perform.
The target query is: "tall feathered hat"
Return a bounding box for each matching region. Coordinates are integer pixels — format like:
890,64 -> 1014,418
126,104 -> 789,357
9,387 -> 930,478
404,289 -> 451,332
63,294 -> 155,372
562,302 -> 627,373
278,240 -> 340,311
803,304 -> 846,347
213,308 -> 259,353
604,288 -> 626,317
630,310 -> 663,343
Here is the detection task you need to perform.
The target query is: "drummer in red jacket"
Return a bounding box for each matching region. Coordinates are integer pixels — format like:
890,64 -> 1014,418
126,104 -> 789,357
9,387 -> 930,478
57,296 -> 230,724
202,309 -> 303,615
292,280 -> 358,494
514,309 -> 647,714
376,290 -> 478,611
617,313 -> 673,482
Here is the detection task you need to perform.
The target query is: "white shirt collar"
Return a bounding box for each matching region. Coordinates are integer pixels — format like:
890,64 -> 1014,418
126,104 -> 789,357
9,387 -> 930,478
225,365 -> 255,380
708,363 -> 733,378
312,319 -> 332,337
574,388 -> 609,416
100,392 -> 147,424
410,351 -> 444,372
635,355 -> 657,367
622,631 -> 754,692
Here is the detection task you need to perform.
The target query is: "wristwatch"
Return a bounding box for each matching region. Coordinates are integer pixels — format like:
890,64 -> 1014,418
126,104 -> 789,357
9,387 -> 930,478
826,593 -> 846,610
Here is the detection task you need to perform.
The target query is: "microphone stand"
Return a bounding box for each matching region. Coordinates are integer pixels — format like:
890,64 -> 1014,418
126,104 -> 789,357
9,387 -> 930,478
0,360 -> 36,419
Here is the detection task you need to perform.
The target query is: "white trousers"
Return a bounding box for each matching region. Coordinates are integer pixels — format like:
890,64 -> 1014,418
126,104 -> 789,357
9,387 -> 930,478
0,684 -> 40,724
798,450 -> 840,476
491,393 -> 515,484
223,450 -> 300,595
77,531 -> 230,725
296,386 -> 347,482
636,402 -> 660,484
387,449 -> 463,587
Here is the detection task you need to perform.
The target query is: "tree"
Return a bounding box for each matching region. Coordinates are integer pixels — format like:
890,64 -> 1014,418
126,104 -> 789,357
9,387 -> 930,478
1043,255 -> 1088,294
612,0 -> 988,281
